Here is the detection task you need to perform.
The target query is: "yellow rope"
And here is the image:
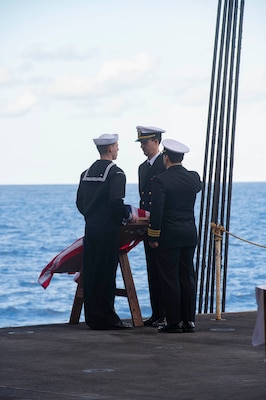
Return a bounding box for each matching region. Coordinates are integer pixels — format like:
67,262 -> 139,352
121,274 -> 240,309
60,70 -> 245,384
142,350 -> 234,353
211,222 -> 266,249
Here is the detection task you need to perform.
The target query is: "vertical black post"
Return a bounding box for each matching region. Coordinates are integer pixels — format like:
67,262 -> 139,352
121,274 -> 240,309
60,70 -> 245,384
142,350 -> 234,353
196,0 -> 245,313
222,0 -> 245,310
196,0 -> 223,313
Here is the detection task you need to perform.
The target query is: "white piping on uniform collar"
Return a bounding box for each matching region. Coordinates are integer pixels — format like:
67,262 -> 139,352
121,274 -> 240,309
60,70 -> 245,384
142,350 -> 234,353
82,162 -> 115,182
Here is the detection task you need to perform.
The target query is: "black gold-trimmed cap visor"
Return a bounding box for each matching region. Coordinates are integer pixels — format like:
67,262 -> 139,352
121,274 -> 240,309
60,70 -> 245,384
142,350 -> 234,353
135,133 -> 159,142
135,125 -> 165,142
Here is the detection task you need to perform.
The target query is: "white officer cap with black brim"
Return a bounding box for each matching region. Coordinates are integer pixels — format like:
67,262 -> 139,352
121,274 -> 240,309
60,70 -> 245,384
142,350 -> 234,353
162,139 -> 190,154
93,133 -> 119,146
135,126 -> 165,142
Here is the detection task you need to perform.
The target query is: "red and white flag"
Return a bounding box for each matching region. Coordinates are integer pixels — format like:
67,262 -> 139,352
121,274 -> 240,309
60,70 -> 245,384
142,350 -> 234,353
130,205 -> 150,219
38,237 -> 83,289
38,205 -> 149,289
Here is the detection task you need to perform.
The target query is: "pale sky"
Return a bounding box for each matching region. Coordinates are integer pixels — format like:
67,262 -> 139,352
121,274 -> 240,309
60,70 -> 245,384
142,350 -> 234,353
0,0 -> 265,185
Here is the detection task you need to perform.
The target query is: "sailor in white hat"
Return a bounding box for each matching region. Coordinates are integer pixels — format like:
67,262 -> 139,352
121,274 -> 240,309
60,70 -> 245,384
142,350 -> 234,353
76,133 -> 134,330
93,133 -> 119,146
147,137 -> 202,334
136,125 -> 166,327
162,138 -> 190,155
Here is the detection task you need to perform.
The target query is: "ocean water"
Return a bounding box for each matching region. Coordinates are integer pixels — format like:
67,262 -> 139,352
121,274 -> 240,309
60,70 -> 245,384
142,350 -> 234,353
0,183 -> 265,329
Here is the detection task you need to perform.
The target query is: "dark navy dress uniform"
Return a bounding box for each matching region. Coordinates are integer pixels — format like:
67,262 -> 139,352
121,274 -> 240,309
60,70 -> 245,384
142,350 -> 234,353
138,153 -> 166,321
138,153 -> 165,210
76,159 -> 131,329
148,152 -> 202,328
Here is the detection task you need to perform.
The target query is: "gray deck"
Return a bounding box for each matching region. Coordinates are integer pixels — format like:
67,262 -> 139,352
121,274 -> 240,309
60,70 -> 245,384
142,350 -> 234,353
0,312 -> 265,400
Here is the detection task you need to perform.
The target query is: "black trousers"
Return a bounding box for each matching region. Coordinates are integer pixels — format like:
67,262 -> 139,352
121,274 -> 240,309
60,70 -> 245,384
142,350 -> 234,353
154,245 -> 196,324
82,228 -> 121,329
144,240 -> 165,319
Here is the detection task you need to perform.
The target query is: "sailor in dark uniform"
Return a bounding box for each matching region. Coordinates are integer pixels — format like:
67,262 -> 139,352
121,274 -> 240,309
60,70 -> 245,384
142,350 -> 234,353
76,133 -> 134,330
136,125 -> 166,327
147,139 -> 202,333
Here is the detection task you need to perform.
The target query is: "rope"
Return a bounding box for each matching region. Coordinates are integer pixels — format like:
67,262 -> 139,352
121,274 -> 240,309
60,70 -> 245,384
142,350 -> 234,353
211,222 -> 266,249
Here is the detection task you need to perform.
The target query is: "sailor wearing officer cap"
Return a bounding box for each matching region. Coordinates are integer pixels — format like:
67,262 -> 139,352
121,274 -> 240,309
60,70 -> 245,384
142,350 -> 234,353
147,137 -> 202,333
136,125 -> 166,327
136,126 -> 166,142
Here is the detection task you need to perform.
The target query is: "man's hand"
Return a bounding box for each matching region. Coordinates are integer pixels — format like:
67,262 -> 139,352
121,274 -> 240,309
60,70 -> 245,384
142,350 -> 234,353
130,215 -> 138,223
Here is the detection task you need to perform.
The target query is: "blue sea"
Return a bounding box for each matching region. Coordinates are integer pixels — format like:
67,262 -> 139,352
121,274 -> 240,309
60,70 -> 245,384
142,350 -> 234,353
0,183 -> 265,329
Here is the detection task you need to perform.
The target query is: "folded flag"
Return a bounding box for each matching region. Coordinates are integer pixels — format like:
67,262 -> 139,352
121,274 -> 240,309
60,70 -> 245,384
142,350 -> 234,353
38,205 -> 149,289
129,204 -> 150,219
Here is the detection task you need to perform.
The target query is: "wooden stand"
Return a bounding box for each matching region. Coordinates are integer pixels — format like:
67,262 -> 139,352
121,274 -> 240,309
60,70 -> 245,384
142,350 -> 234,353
69,219 -> 148,327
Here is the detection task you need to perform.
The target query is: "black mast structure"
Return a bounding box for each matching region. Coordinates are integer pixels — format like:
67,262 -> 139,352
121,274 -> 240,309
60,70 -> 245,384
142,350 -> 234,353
196,0 -> 245,313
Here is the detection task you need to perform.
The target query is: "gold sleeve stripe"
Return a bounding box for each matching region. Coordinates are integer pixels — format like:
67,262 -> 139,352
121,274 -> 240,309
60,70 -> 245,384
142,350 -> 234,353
148,228 -> 161,237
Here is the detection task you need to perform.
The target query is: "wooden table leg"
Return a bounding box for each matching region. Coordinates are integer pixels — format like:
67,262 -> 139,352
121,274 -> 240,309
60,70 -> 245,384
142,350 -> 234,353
69,273 -> 83,324
119,251 -> 144,327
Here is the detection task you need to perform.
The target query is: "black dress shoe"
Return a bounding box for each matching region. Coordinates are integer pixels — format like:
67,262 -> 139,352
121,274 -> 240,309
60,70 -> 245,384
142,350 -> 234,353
108,321 -> 133,330
183,321 -> 195,333
143,317 -> 158,326
158,322 -> 183,333
152,317 -> 166,327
